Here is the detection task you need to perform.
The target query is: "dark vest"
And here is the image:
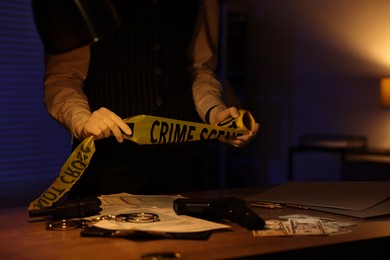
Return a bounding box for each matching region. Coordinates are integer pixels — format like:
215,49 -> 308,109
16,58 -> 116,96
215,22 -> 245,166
83,0 -> 201,122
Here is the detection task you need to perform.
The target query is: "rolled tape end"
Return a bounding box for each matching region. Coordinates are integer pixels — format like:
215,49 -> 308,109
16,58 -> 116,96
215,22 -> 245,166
237,109 -> 257,133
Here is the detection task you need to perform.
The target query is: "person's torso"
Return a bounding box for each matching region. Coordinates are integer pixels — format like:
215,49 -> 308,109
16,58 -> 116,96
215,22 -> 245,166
84,0 -> 201,122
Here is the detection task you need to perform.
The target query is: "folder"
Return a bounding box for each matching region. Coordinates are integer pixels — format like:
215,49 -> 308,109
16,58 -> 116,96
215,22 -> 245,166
246,181 -> 390,218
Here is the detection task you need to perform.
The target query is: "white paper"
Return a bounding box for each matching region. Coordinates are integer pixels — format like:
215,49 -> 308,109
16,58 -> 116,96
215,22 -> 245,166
91,193 -> 231,233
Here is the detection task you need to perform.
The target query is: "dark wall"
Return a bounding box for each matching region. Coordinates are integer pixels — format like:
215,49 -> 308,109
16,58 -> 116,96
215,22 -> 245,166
224,0 -> 390,186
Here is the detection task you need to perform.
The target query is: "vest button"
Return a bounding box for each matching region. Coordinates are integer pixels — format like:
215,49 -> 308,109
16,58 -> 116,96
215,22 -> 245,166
156,97 -> 163,106
154,68 -> 162,75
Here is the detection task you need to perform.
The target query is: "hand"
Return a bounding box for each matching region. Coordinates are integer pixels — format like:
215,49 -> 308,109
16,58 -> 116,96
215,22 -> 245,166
81,107 -> 132,143
212,107 -> 259,148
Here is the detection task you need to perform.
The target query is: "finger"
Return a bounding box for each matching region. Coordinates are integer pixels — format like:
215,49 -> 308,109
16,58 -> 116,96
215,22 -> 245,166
229,107 -> 240,118
228,140 -> 245,148
96,119 -> 111,136
118,120 -> 132,136
83,125 -> 103,140
250,123 -> 260,136
89,131 -> 104,140
110,126 -> 124,143
226,136 -> 244,145
111,114 -> 132,135
229,133 -> 255,145
100,121 -> 123,142
103,129 -> 111,138
234,135 -> 252,142
108,115 -> 131,143
216,107 -> 239,123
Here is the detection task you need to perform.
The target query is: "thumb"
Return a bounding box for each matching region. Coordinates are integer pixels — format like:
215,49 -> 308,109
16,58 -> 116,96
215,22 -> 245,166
215,107 -> 240,125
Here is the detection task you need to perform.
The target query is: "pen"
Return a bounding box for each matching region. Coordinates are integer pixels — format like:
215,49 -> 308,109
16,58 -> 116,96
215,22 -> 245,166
250,202 -> 310,210
251,202 -> 282,209
285,203 -> 309,210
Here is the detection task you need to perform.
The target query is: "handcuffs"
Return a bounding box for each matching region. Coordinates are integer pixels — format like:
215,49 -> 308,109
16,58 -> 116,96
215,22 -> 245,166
46,212 -> 160,231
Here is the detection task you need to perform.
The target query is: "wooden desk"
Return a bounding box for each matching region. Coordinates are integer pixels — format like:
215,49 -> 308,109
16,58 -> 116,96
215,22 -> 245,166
0,187 -> 389,259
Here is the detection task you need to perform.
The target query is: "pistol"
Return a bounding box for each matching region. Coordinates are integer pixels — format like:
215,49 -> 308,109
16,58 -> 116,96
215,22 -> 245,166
173,197 -> 265,230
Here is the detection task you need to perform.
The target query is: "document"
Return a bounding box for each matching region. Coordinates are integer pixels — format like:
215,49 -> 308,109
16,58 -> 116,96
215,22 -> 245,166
89,193 -> 231,233
246,182 -> 390,218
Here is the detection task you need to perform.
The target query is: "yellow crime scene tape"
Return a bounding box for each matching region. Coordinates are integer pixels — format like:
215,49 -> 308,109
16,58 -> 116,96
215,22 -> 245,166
28,109 -> 256,211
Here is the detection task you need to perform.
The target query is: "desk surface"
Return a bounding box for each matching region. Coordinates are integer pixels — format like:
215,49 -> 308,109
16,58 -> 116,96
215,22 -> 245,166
1,187 -> 389,259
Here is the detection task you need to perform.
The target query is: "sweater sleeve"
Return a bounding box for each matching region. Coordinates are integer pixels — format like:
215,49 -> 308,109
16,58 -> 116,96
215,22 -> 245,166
43,45 -> 92,138
188,0 -> 226,124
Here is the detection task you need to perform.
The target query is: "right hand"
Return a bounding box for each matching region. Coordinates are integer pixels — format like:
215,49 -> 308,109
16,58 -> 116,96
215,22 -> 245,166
80,107 -> 132,143
212,107 -> 259,148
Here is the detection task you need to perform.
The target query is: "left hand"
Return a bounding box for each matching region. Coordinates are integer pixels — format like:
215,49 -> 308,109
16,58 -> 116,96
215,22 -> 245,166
212,107 -> 259,148
80,107 -> 132,143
